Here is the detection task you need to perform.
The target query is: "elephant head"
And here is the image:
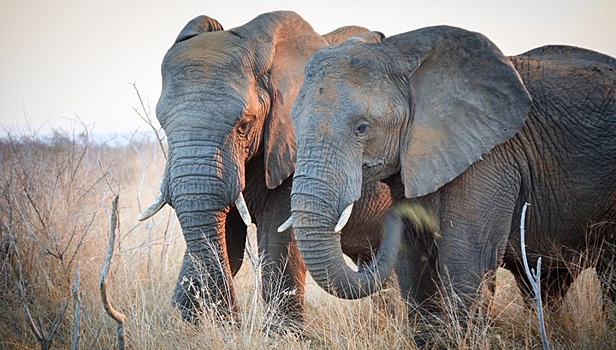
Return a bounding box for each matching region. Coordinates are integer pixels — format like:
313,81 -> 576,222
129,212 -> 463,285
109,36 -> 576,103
138,11 -> 329,321
289,26 -> 531,299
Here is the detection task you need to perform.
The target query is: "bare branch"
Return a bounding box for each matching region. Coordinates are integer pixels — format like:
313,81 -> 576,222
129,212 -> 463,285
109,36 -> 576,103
72,264 -> 81,350
8,223 -> 67,350
15,280 -> 44,342
520,202 -> 550,350
100,195 -> 127,349
88,325 -> 104,350
130,82 -> 167,160
7,224 -> 43,340
45,300 -> 68,348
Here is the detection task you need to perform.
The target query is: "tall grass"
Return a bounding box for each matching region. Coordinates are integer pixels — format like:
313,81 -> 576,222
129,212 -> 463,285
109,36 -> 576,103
0,125 -> 614,349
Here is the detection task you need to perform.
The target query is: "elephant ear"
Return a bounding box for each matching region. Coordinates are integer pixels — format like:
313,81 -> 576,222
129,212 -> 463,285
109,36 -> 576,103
239,11 -> 329,189
322,26 -> 374,45
392,26 -> 531,198
174,15 -> 224,44
345,31 -> 385,44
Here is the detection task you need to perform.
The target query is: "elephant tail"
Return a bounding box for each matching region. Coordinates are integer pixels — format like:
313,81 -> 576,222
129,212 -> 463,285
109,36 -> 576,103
391,202 -> 440,250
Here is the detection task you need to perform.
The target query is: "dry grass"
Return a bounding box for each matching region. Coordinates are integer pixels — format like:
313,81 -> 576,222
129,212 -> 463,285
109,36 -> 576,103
0,125 -> 615,349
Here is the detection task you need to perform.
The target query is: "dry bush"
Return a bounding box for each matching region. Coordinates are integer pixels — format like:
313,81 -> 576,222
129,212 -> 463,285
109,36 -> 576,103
0,124 -> 172,348
0,123 -> 615,349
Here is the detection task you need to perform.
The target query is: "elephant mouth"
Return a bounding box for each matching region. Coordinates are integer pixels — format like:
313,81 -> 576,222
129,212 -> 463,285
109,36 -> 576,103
362,160 -> 391,184
362,159 -> 383,168
139,192 -> 253,226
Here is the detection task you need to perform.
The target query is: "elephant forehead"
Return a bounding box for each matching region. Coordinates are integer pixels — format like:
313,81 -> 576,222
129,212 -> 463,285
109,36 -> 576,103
297,72 -> 387,118
160,35 -> 266,118
156,78 -> 254,130
162,32 -> 253,81
303,61 -> 389,112
294,46 -> 393,125
305,44 -> 382,80
295,80 -> 355,121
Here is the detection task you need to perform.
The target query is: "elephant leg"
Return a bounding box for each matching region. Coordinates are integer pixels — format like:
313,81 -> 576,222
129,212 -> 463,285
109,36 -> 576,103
396,217 -> 439,309
438,226 -> 511,316
225,208 -> 247,276
435,161 -> 524,317
257,184 -> 306,331
258,227 -> 306,329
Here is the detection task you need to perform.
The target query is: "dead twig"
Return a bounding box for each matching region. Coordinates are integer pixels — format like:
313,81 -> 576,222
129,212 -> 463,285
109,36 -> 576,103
520,202 -> 550,350
131,82 -> 167,160
71,264 -> 81,350
100,195 -> 127,349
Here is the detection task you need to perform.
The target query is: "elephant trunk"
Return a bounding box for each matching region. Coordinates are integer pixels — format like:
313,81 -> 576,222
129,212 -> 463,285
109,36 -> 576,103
172,206 -> 236,321
166,140 -> 244,322
291,183 -> 401,299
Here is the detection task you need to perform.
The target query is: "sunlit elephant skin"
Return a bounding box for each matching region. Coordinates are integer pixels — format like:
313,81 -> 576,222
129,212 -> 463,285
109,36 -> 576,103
289,26 -> 616,313
138,11 -> 392,328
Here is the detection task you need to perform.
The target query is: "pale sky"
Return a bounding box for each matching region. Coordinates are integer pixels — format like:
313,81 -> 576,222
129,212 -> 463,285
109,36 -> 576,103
1,0 -> 615,139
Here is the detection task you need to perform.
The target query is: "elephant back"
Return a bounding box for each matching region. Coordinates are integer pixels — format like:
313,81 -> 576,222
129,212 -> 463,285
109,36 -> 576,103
512,45 -> 616,72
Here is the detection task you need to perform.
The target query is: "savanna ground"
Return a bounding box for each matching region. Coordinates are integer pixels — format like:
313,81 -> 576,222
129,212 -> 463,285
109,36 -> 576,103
1,122 -> 615,349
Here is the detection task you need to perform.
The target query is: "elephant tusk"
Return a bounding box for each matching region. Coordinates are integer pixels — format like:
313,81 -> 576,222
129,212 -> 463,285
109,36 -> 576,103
334,203 -> 354,233
277,216 -> 292,232
138,194 -> 166,221
235,193 -> 252,226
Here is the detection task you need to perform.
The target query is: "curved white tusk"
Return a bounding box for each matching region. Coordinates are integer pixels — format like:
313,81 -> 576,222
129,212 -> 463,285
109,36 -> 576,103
277,216 -> 293,233
334,202 -> 354,233
138,194 -> 166,221
235,192 -> 252,226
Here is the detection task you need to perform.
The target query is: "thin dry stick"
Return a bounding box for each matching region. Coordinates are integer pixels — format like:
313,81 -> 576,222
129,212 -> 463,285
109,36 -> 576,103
7,224 -> 68,350
72,264 -> 81,350
100,195 -> 127,349
132,82 -> 173,270
130,82 -> 167,160
520,202 -> 550,350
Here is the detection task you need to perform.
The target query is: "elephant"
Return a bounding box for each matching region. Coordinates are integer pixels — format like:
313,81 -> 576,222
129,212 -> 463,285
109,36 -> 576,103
287,25 -> 616,313
137,11 -> 393,328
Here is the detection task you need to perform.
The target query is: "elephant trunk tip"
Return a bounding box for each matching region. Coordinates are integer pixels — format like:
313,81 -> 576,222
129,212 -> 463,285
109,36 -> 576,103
296,207 -> 406,301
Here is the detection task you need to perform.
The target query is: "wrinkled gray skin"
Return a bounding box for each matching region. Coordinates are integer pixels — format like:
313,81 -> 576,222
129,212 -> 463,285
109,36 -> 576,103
289,26 -> 616,310
139,11 -> 392,326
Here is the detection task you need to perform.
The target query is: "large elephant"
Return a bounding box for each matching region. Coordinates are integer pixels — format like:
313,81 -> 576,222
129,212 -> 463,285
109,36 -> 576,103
288,26 -> 616,311
138,11 -> 392,327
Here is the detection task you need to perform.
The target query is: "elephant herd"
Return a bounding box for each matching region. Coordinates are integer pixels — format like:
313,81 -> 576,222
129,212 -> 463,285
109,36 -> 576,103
138,10 -> 616,331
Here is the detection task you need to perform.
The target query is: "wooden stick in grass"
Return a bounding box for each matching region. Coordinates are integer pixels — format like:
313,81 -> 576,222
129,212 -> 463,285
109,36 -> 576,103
100,195 -> 127,349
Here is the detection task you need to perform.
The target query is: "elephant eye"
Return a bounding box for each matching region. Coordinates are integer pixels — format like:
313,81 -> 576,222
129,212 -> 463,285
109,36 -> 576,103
237,116 -> 255,136
355,122 -> 368,137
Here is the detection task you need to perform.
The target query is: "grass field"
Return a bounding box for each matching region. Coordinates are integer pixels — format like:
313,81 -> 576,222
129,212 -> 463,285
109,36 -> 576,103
1,126 -> 614,349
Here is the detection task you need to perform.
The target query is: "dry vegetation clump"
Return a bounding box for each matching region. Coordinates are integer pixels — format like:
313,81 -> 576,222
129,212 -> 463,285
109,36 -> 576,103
0,124 -> 615,349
